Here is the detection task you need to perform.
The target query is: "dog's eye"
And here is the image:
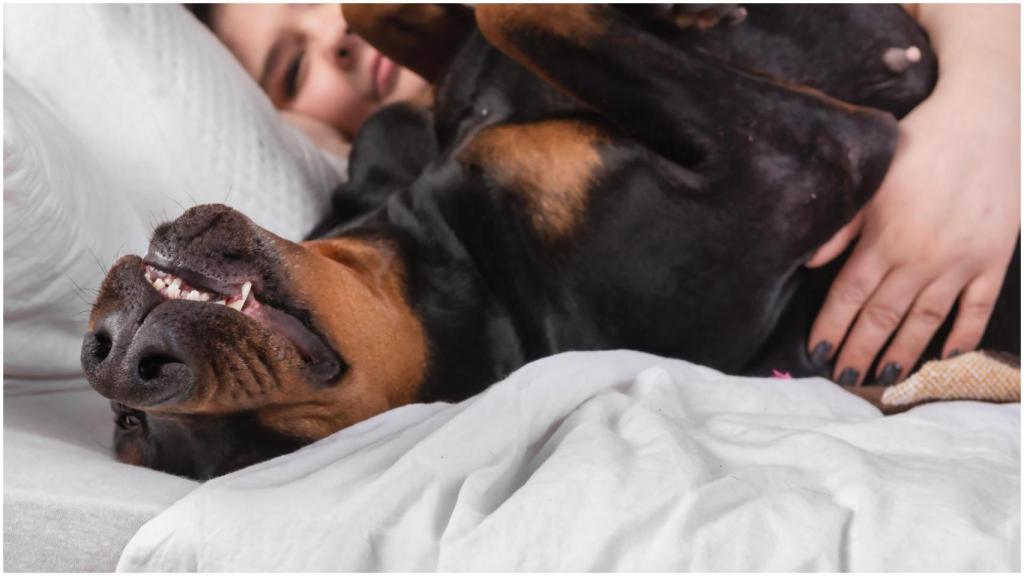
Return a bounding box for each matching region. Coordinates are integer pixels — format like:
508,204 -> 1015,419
116,413 -> 142,431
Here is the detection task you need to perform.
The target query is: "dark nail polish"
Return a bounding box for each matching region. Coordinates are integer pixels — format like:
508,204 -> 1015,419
809,341 -> 833,366
947,349 -> 963,359
876,362 -> 902,386
837,367 -> 860,386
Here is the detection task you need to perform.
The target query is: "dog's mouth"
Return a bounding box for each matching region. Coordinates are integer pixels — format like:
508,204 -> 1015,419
140,256 -> 343,383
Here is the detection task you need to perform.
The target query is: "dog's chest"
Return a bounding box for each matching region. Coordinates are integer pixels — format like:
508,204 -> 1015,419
455,119 -> 612,244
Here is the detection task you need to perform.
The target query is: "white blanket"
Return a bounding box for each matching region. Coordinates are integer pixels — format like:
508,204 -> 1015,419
119,351 -> 1020,571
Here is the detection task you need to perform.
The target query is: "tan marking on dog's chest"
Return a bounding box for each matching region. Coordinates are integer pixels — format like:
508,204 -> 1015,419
459,119 -> 607,242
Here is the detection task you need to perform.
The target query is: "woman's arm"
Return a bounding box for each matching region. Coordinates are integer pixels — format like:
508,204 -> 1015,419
806,4 -> 1020,385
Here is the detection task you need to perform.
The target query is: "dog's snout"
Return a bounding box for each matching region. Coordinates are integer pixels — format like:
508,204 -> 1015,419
81,256 -> 196,407
83,316 -> 196,408
160,204 -> 236,242
152,204 -> 252,251
146,204 -> 265,280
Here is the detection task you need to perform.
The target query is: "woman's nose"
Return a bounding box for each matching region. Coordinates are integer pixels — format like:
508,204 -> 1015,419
303,4 -> 356,71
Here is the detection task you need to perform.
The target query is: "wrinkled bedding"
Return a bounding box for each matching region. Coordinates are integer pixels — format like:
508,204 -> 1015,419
119,351 -> 1021,572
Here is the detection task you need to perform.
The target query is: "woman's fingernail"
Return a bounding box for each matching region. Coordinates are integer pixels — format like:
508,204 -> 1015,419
838,367 -> 860,386
947,349 -> 963,359
876,362 -> 902,386
809,341 -> 833,366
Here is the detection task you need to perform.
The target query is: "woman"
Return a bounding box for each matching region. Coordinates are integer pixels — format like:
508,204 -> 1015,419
188,3 -> 432,158
192,4 -> 1020,386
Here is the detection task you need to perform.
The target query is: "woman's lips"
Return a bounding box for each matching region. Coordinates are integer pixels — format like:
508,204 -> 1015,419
373,54 -> 398,101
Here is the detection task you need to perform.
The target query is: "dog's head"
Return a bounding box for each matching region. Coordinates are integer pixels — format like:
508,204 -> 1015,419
82,204 -> 427,479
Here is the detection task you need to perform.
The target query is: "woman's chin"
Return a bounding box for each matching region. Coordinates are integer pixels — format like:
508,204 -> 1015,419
387,69 -> 432,107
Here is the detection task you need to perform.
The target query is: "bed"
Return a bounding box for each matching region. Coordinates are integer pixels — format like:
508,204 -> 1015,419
4,4 -> 1020,572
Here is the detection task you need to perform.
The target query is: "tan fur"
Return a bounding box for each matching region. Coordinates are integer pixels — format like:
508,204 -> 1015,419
343,4 -> 475,84
476,4 -> 602,50
674,11 -> 730,30
117,443 -> 144,467
459,119 -> 606,242
252,237 -> 429,439
475,4 -> 604,98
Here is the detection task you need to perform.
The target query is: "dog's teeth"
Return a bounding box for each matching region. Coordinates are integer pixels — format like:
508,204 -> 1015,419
228,299 -> 244,311
240,281 -> 252,306
144,268 -> 222,305
215,299 -> 227,306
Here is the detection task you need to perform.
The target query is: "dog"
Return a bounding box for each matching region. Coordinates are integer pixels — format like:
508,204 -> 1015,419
81,5 -> 1019,479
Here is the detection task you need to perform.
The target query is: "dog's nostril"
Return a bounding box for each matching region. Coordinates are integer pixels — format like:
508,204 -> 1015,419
93,332 -> 113,363
138,354 -> 180,381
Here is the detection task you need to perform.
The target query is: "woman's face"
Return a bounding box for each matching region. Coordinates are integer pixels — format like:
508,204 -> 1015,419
211,4 -> 429,141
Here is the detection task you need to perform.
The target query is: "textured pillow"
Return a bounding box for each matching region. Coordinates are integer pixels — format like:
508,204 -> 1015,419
3,4 -> 347,381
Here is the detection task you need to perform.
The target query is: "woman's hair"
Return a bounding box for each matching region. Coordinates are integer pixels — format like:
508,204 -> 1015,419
184,4 -> 215,29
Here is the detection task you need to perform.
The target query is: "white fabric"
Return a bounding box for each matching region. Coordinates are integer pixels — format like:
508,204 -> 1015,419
119,351 -> 1021,572
3,4 -> 346,381
3,382 -> 199,572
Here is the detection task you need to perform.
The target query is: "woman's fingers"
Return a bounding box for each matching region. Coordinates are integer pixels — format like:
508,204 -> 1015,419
872,275 -> 964,384
807,245 -> 887,370
805,213 -> 864,269
829,267 -> 928,385
943,268 -> 1006,358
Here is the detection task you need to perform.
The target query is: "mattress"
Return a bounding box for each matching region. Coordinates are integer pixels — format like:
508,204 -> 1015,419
3,381 -> 198,572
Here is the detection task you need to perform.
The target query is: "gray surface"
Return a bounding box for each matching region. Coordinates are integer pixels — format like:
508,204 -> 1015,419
4,382 -> 198,572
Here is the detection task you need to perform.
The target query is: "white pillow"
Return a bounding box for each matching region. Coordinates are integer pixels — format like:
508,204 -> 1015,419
3,5 -> 348,381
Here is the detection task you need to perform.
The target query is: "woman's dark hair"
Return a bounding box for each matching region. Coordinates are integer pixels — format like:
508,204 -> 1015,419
183,4 -> 215,28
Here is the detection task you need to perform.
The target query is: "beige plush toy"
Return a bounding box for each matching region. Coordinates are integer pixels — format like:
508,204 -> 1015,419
848,351 -> 1021,414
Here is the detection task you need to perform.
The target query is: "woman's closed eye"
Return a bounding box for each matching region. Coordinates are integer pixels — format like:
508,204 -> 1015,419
259,36 -> 307,105
283,49 -> 307,101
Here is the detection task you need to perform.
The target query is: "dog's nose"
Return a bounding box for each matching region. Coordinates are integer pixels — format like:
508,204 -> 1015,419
81,257 -> 195,407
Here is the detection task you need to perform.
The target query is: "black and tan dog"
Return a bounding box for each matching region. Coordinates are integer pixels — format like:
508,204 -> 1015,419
82,5 -> 1018,479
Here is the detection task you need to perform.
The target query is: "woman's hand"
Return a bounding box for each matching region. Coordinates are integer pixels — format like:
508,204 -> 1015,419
806,4 -> 1020,386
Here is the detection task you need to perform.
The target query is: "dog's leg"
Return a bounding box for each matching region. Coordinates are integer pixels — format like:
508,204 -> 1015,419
475,5 -> 893,166
342,4 -> 476,84
474,4 -> 899,259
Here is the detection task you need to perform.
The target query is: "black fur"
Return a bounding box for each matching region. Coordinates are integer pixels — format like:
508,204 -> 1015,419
309,5 -> 1015,407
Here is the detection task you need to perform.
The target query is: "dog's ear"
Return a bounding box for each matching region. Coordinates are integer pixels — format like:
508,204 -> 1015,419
308,103 -> 437,239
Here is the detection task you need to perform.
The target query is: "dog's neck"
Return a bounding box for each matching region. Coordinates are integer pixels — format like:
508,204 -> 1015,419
336,180 -> 533,403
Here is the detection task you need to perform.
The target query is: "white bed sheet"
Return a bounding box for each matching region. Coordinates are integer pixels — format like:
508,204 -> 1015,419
3,381 -> 199,572
119,350 -> 1021,572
